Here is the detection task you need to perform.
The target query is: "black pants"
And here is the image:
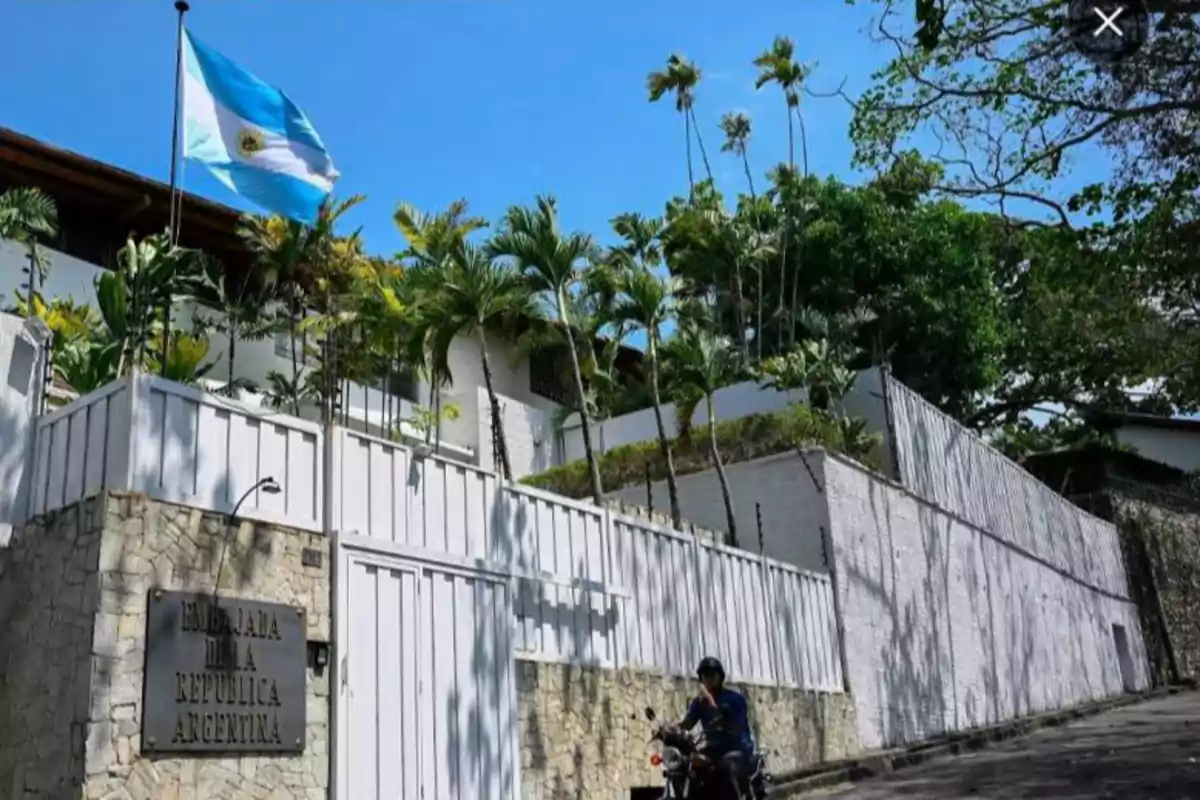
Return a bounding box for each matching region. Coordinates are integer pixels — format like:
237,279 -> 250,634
709,749 -> 753,795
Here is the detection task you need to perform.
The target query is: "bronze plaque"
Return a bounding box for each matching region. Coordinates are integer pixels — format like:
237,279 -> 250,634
142,591 -> 307,753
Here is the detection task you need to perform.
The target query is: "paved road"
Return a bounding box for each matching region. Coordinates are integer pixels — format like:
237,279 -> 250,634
808,691 -> 1200,799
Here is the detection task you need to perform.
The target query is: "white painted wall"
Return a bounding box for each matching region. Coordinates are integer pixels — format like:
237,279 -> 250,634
476,387 -> 557,479
29,372 -> 324,531
1,239 -> 102,308
608,451 -> 832,573
1114,424 -> 1200,473
822,451 -> 1149,750
560,367 -> 897,477
887,376 -> 1127,595
0,312 -> 49,537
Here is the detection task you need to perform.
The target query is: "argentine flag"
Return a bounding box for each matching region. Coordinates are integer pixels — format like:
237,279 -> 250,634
181,30 -> 338,224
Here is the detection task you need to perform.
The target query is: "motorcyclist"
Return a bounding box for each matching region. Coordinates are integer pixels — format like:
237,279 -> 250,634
672,656 -> 757,796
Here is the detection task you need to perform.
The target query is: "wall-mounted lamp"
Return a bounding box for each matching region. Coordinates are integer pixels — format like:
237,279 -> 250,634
215,476 -> 283,595
228,476 -> 281,524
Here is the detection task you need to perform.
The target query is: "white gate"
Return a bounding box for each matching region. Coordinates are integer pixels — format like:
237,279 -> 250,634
335,537 -> 519,800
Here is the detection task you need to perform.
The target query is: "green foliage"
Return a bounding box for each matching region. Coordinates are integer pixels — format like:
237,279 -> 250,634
0,186 -> 58,294
851,0 -> 1200,417
393,401 -> 461,442
522,402 -> 880,499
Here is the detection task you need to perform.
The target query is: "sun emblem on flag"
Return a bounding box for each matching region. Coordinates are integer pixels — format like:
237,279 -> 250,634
236,128 -> 266,158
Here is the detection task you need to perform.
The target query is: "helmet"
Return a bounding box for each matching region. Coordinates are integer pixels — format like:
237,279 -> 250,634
696,656 -> 726,681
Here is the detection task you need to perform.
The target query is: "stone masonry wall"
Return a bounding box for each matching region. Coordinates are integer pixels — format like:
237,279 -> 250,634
0,492 -> 332,800
0,495 -> 105,799
516,661 -> 859,800
1115,495 -> 1200,682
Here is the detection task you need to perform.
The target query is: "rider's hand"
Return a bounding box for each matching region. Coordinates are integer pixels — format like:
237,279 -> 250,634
698,686 -> 717,708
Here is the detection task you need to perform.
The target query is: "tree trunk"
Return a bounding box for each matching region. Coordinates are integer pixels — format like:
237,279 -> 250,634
788,107 -> 811,350
690,107 -> 714,184
756,264 -> 764,361
648,336 -> 683,530
426,374 -> 437,445
684,110 -> 695,198
732,268 -> 749,362
708,392 -> 738,548
288,294 -> 301,416
741,152 -> 757,199
559,290 -> 605,505
228,331 -> 237,395
777,105 -> 794,353
478,327 -> 513,481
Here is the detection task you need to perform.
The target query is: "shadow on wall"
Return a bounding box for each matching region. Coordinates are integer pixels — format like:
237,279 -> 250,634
841,465 -> 1130,749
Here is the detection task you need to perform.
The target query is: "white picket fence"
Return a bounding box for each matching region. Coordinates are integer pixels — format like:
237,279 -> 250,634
333,427 -> 844,690
28,372 -> 324,531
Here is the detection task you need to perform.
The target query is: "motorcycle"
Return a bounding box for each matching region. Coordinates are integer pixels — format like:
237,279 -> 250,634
643,707 -> 769,800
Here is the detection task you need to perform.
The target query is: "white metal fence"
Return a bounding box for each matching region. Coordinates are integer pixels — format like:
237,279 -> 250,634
332,427 -> 844,690
28,372 -> 324,531
27,373 -> 844,692
886,376 -> 1126,594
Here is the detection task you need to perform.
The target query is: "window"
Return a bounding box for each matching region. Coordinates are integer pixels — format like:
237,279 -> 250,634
529,347 -> 571,405
375,366 -> 419,404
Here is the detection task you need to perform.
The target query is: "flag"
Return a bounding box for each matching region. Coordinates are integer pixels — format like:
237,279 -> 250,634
181,29 -> 338,223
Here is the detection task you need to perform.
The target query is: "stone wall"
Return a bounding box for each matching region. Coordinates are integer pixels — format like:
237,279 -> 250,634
515,661 -> 859,800
0,495 -> 104,799
1115,495 -> 1200,682
0,492 -> 331,800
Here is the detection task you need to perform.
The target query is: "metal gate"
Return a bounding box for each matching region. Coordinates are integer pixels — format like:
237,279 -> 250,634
334,536 -> 520,800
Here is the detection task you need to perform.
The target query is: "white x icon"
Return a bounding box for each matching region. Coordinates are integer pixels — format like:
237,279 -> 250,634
1093,6 -> 1125,37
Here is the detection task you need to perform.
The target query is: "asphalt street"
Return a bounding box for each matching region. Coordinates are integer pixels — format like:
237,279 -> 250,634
806,691 -> 1200,799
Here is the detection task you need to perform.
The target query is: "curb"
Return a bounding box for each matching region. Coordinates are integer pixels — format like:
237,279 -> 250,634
767,684 -> 1194,797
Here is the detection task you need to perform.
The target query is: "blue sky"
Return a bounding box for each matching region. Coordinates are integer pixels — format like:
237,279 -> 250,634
0,0 -> 897,255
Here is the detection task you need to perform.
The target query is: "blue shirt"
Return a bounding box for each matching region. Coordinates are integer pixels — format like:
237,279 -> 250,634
682,688 -> 756,755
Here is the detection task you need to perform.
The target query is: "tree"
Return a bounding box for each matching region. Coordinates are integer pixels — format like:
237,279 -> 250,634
191,256 -> 276,397
395,198 -> 489,441
610,261 -> 685,531
852,0 -> 1200,414
490,196 -> 607,504
647,54 -> 714,195
663,162 -> 1012,417
754,37 -> 812,349
720,111 -> 756,198
420,242 -> 536,481
239,196 -> 364,415
0,187 -> 58,309
101,233 -> 206,377
661,316 -> 743,547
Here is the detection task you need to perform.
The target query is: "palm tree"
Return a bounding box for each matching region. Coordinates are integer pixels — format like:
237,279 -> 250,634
0,187 -> 58,309
662,318 -> 743,547
754,37 -> 811,350
489,196 -> 607,504
720,111 -> 756,198
101,233 -> 204,376
239,195 -> 364,415
647,54 -> 714,196
395,198 -> 488,445
609,255 -> 685,531
753,37 -> 809,171
419,242 -> 536,481
191,256 -> 276,397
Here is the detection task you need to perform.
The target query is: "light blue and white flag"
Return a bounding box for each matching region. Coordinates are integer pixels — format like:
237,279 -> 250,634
181,29 -> 338,223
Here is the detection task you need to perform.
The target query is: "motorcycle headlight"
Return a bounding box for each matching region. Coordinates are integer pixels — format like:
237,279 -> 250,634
661,747 -> 685,771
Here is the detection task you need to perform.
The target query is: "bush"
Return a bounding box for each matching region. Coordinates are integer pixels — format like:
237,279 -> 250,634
522,403 -> 881,499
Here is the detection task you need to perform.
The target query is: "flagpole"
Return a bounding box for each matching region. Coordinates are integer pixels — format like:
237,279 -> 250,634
162,0 -> 189,377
